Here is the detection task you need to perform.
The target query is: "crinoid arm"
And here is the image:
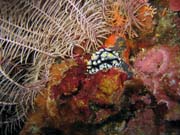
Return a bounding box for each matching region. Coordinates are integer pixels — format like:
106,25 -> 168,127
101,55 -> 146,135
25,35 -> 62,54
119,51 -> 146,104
0,0 -> 109,61
0,0 -> 110,134
0,53 -> 44,135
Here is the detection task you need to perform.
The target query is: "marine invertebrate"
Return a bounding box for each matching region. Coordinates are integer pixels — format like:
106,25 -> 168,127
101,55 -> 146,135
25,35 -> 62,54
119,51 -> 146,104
1,0 -> 180,134
154,9 -> 180,45
104,34 -> 126,48
86,34 -> 132,78
86,48 -> 132,79
104,34 -> 133,64
0,0 -> 109,134
123,109 -> 157,135
20,56 -> 130,135
134,45 -> 180,125
134,45 -> 180,109
169,0 -> 180,11
104,0 -> 156,38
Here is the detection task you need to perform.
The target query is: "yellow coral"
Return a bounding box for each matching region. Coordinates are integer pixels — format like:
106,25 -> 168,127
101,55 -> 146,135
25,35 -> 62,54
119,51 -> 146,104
99,74 -> 120,95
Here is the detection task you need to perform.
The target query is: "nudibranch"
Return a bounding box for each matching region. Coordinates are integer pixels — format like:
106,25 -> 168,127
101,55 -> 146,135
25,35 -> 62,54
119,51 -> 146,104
86,37 -> 133,79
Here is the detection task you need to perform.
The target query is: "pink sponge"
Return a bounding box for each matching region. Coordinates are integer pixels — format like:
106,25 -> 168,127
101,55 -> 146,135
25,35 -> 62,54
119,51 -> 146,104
134,46 -> 180,108
169,0 -> 180,11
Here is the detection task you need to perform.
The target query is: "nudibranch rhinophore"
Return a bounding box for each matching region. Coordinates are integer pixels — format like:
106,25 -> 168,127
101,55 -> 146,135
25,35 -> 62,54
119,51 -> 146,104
86,40 -> 133,79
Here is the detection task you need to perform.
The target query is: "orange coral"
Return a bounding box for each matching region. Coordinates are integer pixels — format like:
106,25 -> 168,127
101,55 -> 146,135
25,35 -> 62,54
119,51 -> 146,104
105,0 -> 156,38
104,34 -> 118,48
110,3 -> 126,28
104,34 -> 134,63
137,5 -> 156,34
104,34 -> 126,48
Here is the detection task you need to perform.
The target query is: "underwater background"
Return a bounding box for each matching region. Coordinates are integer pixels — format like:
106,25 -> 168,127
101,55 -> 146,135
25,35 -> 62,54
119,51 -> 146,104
0,0 -> 180,135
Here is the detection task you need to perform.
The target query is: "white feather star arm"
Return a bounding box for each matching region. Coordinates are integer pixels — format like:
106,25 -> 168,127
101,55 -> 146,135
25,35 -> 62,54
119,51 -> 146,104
0,0 -> 110,134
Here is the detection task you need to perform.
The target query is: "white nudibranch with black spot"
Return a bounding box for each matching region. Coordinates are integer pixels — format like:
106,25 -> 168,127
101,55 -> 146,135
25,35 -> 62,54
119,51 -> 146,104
86,48 -> 133,79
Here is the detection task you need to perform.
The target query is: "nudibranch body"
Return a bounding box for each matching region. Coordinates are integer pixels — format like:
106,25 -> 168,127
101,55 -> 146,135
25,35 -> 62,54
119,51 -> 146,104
87,37 -> 132,79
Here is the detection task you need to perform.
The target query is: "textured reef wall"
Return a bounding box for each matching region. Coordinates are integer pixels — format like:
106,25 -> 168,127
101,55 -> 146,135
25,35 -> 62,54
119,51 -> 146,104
0,0 -> 180,135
